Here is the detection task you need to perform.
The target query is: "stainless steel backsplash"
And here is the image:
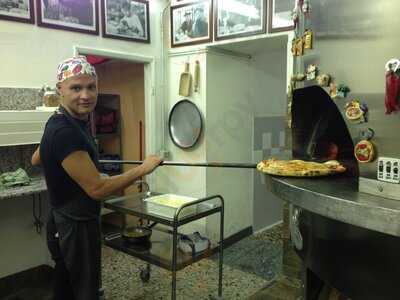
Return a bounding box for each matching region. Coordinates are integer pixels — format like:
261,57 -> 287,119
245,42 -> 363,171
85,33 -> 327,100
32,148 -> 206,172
294,0 -> 400,180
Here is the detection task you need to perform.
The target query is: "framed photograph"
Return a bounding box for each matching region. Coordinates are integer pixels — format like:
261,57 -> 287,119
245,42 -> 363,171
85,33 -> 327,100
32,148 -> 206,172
37,0 -> 99,35
101,0 -> 150,43
171,0 -> 212,48
215,0 -> 266,41
0,0 -> 34,24
268,0 -> 294,33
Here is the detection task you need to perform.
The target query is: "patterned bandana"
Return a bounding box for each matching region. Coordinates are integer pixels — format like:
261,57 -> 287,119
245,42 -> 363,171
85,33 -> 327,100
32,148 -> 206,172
57,56 -> 97,83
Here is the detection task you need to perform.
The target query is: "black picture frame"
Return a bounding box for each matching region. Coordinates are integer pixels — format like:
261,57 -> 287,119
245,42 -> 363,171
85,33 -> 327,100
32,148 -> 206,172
37,0 -> 99,35
268,0 -> 294,33
214,0 -> 266,41
171,0 -> 213,48
101,0 -> 150,43
0,0 -> 35,24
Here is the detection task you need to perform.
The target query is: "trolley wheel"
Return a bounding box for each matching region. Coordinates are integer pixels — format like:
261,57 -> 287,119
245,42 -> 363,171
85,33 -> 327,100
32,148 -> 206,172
139,267 -> 150,283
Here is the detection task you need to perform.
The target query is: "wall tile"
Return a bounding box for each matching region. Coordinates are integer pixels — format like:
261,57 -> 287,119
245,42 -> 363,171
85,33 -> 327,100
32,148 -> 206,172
0,88 -> 41,110
0,88 -> 43,176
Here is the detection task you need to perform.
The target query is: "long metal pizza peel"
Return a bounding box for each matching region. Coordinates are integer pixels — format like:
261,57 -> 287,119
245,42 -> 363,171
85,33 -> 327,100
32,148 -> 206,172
99,160 -> 257,169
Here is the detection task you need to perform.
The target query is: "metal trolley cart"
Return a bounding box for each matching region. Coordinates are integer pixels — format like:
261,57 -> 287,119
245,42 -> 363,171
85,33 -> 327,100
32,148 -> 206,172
102,191 -> 225,300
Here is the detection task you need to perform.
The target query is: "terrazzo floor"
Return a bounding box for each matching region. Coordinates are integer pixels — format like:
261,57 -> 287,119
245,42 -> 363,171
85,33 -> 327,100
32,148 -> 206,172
101,225 -> 284,300
2,225 -> 288,300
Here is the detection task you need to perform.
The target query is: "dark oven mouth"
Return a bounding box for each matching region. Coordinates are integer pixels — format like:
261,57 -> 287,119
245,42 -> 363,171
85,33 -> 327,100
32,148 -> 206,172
291,86 -> 358,177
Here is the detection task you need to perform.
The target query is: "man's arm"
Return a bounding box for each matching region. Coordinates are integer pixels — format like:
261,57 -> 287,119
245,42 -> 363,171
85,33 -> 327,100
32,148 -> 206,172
61,150 -> 162,200
31,146 -> 41,166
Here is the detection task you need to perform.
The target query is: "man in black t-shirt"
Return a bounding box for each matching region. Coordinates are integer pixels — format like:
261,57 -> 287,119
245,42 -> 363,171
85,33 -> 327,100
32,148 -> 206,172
31,56 -> 162,300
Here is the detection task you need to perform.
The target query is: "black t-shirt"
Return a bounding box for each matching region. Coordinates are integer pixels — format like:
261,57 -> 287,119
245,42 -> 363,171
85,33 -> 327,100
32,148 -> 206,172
40,113 -> 100,220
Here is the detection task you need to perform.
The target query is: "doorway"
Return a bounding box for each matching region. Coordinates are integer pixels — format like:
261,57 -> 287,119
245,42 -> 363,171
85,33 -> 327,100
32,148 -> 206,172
73,46 -> 157,188
95,60 -> 145,189
74,46 -> 157,158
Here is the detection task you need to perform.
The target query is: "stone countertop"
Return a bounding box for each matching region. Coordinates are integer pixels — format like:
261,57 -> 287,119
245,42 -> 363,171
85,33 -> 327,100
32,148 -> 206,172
263,174 -> 400,237
0,176 -> 47,200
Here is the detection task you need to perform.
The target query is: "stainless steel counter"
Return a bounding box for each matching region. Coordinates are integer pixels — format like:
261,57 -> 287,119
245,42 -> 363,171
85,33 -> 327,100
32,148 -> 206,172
263,174 -> 400,237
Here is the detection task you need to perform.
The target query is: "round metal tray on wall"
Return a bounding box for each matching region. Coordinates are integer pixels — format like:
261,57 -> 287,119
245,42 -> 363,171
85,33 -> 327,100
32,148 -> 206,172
168,99 -> 202,149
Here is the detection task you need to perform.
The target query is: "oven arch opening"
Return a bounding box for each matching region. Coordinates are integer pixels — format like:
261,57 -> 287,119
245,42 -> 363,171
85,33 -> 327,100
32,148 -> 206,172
292,86 -> 358,177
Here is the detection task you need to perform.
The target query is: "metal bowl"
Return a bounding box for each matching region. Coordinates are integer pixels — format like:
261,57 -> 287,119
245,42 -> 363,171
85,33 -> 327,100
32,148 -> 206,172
122,226 -> 152,244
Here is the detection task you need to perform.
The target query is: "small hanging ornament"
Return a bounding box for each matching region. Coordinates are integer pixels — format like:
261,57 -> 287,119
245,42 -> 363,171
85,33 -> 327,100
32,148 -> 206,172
295,37 -> 304,56
306,64 -> 317,80
337,84 -> 350,98
329,82 -> 338,98
303,29 -> 313,50
292,73 -> 306,82
316,73 -> 330,87
344,99 -> 368,123
354,140 -> 375,163
358,128 -> 375,141
360,102 -> 369,122
291,38 -> 297,56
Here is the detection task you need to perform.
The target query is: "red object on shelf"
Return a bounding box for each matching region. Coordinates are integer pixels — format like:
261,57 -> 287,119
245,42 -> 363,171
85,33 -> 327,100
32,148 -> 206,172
86,55 -> 110,66
96,111 -> 115,126
97,125 -> 115,134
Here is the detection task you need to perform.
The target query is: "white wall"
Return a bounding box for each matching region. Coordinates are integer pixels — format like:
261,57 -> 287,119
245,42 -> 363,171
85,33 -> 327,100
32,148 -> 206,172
155,52 -> 208,234
0,195 -> 51,278
314,38 -> 399,94
205,51 -> 254,239
252,49 -> 289,117
156,52 -> 207,198
204,44 -> 289,238
251,48 -> 288,232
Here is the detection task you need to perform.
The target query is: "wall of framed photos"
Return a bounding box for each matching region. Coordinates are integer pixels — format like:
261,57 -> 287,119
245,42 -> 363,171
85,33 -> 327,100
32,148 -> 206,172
169,0 -> 294,48
0,0 -> 151,41
0,0 -> 161,88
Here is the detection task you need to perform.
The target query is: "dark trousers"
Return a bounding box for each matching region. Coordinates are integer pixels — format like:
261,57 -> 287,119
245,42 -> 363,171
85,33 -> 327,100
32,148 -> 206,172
47,214 -> 75,300
47,212 -> 101,300
53,260 -> 75,300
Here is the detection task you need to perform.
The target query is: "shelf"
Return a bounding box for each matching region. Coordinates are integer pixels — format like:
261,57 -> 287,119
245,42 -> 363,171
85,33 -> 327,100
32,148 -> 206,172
90,94 -> 122,172
94,132 -> 119,138
0,110 -> 53,146
103,192 -> 222,227
103,229 -> 218,271
103,193 -> 224,299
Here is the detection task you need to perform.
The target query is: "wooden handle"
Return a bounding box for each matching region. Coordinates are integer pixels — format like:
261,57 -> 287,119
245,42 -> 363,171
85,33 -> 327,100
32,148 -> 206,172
194,60 -> 200,92
184,62 -> 190,73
